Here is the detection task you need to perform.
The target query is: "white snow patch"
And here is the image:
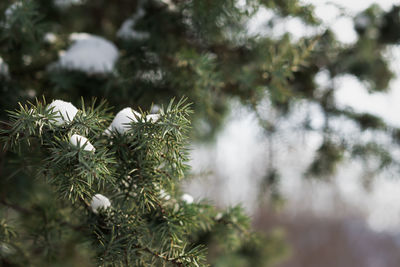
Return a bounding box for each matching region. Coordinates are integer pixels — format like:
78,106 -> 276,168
47,99 -> 78,125
146,113 -> 160,122
105,107 -> 140,135
118,19 -> 150,40
138,69 -> 163,82
160,189 -> 171,200
4,2 -> 23,20
117,8 -> 150,40
54,0 -> 84,8
182,193 -> 194,204
52,33 -> 118,74
151,104 -> 161,114
90,194 -> 111,214
44,32 -> 57,43
158,0 -> 177,11
69,134 -> 95,152
0,57 -> 9,77
246,7 -> 274,36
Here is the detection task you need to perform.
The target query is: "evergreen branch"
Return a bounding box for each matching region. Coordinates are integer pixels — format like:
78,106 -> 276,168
0,199 -> 85,232
155,168 -> 174,181
215,217 -> 252,239
133,243 -> 184,267
0,199 -> 31,215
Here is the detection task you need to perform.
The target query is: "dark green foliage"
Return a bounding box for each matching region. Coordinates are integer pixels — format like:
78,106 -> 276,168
307,140 -> 344,178
352,142 -> 393,170
1,0 -> 45,52
379,5 -> 400,44
345,111 -> 386,131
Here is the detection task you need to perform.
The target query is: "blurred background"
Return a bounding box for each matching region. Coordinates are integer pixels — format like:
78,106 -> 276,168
2,0 -> 400,265
185,1 -> 400,266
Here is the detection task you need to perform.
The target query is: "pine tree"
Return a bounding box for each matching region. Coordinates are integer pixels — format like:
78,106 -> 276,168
1,97 -> 287,266
1,0 -> 400,265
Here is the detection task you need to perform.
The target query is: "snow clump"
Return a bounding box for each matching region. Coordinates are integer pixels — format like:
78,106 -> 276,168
69,134 -> 95,152
52,33 -> 118,74
47,99 -> 78,125
117,8 -> 149,40
105,107 -> 140,135
182,193 -> 194,204
90,194 -> 111,214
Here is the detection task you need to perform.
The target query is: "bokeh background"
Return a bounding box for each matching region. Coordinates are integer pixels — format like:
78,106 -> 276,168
185,1 -> 400,266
